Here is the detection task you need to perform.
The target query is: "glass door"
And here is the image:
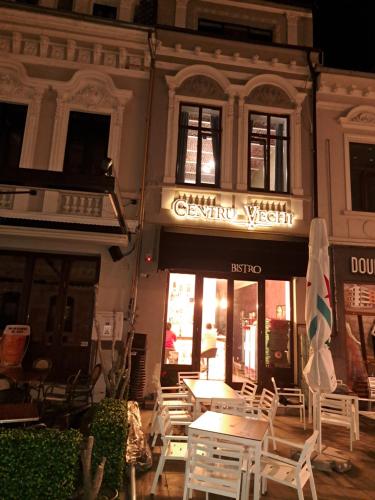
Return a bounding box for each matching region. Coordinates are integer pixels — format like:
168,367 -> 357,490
263,279 -> 293,386
232,280 -> 259,383
164,273 -> 196,365
200,277 -> 227,380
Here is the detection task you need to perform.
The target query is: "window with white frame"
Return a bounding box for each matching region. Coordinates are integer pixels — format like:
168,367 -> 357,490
350,142 -> 375,213
176,103 -> 221,187
248,111 -> 289,193
0,102 -> 28,171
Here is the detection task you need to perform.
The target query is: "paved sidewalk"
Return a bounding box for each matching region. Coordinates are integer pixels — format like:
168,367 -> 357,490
135,408 -> 375,499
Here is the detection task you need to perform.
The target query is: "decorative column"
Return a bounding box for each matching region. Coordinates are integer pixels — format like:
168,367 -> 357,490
221,95 -> 234,190
108,104 -> 124,176
292,104 -> 304,196
175,0 -> 190,28
163,88 -> 177,184
236,96 -> 247,191
19,89 -> 44,169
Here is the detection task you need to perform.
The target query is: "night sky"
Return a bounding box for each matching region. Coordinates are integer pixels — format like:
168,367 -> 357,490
271,0 -> 375,73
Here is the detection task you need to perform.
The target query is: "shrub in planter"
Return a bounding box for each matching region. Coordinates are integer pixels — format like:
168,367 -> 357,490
0,428 -> 82,500
90,398 -> 127,492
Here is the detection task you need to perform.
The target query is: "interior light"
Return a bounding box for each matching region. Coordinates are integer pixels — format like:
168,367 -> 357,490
220,298 -> 228,309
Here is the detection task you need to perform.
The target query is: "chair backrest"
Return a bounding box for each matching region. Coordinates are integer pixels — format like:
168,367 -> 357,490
157,407 -> 174,437
178,371 -> 200,385
211,398 -> 245,416
271,377 -> 278,396
298,430 -> 319,468
186,433 -> 245,498
32,358 -> 52,372
320,394 -> 351,417
240,379 -> 257,399
259,388 -> 277,420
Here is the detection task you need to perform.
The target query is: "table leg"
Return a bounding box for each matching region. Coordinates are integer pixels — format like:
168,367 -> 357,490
252,443 -> 261,500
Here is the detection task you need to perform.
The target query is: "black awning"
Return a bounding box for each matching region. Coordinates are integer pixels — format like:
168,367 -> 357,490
158,230 -> 308,278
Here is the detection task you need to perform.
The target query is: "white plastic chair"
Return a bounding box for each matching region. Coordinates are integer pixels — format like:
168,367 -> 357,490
150,407 -> 190,495
320,393 -> 359,451
271,377 -> 306,429
246,388 -> 278,449
236,379 -> 258,403
258,430 -> 319,500
177,371 -> 200,386
183,433 -> 247,500
150,385 -> 193,447
150,381 -> 189,425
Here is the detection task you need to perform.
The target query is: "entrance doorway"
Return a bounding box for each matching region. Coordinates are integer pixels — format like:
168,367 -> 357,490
0,251 -> 99,381
163,272 -> 293,388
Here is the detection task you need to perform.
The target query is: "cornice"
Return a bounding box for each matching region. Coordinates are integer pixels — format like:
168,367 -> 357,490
156,45 -> 309,78
0,10 -> 149,77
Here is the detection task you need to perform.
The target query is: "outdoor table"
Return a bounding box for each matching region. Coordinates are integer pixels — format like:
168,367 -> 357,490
182,378 -> 242,418
0,402 -> 40,424
188,410 -> 269,500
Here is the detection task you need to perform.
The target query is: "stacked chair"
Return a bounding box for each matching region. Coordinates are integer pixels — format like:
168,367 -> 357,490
150,381 -> 193,447
150,407 -> 191,495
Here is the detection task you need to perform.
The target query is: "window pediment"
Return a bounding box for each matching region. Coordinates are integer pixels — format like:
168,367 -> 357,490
246,84 -> 293,108
340,105 -> 375,130
177,75 -> 227,100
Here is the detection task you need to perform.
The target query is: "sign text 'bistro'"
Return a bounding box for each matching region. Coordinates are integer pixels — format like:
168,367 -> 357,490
171,197 -> 293,230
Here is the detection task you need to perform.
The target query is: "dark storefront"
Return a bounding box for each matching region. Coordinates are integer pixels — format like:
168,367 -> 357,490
158,230 -> 308,388
332,245 -> 375,396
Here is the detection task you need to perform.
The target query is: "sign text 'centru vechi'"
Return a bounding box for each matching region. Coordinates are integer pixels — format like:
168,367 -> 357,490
171,197 -> 293,230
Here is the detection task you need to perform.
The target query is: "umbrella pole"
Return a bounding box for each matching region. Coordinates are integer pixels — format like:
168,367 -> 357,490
317,389 -> 322,454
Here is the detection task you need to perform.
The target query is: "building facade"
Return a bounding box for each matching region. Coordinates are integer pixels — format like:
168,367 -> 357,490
0,0 -> 151,389
317,68 -> 375,395
136,0 -> 316,393
5,1 -> 373,400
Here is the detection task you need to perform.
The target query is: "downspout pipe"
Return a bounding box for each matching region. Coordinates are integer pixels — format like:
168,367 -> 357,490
128,30 -> 156,316
307,49 -> 319,219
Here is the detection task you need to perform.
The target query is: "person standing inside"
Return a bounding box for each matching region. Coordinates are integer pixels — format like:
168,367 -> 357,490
165,322 -> 177,363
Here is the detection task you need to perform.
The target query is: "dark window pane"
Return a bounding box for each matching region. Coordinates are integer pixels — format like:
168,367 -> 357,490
58,0 -> 73,11
350,142 -> 375,212
93,3 -> 117,19
0,254 -> 27,331
176,104 -> 221,187
63,111 -> 110,176
198,18 -> 272,43
0,102 -> 28,171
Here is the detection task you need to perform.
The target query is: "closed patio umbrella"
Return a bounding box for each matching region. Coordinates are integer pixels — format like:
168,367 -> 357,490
303,218 -> 337,452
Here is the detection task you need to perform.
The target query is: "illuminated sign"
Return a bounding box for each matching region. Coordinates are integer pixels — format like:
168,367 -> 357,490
351,256 -> 375,276
171,198 -> 293,230
231,263 -> 262,274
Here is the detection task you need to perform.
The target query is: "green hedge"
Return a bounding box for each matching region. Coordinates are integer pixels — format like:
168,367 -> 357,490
0,428 -> 82,500
90,398 -> 128,491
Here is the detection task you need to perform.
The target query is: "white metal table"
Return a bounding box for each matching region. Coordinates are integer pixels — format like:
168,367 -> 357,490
188,410 -> 269,500
183,378 -> 242,417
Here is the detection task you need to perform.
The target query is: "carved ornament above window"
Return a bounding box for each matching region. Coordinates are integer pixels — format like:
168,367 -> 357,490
247,84 -> 292,108
177,75 -> 227,100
